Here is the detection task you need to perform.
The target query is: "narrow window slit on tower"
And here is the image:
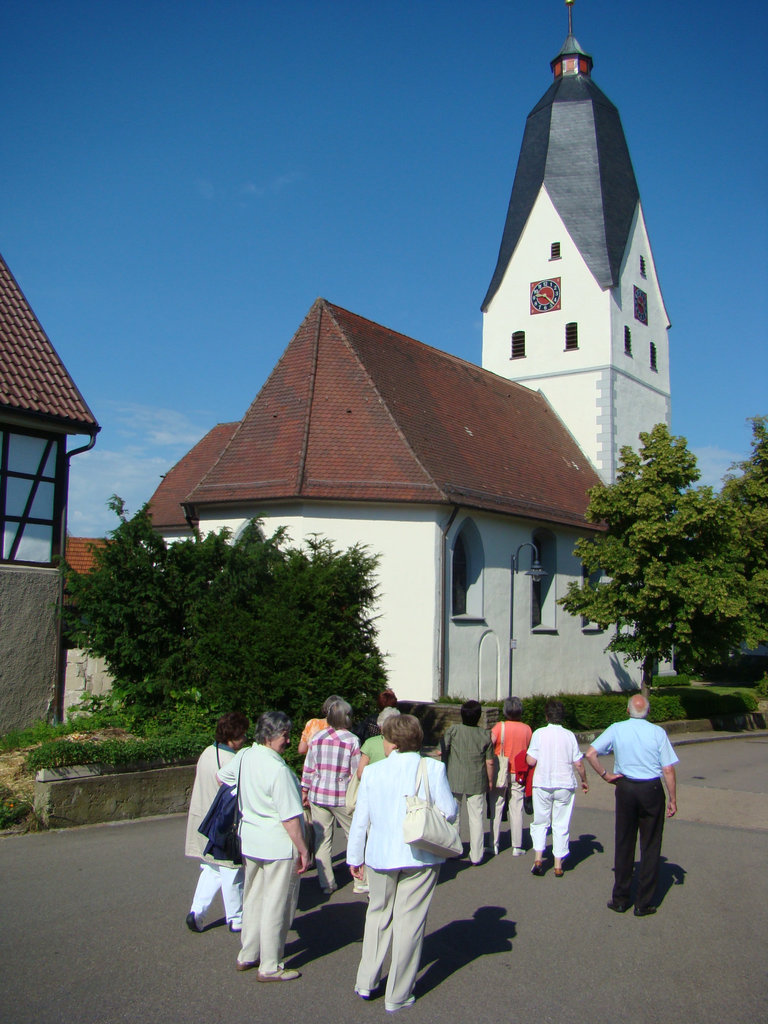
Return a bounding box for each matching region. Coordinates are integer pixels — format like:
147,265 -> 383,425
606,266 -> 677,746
550,242 -> 561,260
511,331 -> 526,359
624,326 -> 632,356
565,322 -> 578,350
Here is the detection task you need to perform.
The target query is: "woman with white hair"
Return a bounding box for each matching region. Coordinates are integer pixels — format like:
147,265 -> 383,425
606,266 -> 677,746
348,714 -> 457,1012
217,710 -> 310,981
301,698 -> 361,894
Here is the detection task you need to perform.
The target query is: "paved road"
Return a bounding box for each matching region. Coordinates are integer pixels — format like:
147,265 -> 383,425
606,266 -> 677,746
1,734 -> 766,1024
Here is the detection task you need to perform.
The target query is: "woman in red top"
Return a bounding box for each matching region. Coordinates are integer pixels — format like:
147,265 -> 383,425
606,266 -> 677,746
490,697 -> 532,856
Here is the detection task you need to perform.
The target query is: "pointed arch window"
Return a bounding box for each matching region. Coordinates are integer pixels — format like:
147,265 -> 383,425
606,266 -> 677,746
531,529 -> 557,630
452,520 -> 485,619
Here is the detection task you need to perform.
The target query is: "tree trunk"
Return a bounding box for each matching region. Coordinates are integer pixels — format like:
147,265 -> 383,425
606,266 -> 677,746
641,655 -> 654,697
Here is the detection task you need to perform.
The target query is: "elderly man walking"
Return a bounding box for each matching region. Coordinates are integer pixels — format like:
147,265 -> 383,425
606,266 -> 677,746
585,694 -> 678,917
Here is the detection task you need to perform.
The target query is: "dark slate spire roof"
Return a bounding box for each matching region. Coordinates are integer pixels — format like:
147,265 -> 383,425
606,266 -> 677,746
482,29 -> 640,307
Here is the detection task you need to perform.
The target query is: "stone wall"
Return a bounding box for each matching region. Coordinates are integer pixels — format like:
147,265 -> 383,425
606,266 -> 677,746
34,763 -> 197,829
0,565 -> 60,732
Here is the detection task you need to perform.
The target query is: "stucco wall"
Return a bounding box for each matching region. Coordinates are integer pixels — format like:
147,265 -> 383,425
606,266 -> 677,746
0,565 -> 60,732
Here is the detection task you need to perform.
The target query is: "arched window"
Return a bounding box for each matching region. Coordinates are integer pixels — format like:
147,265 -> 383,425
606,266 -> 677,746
531,529 -> 557,629
452,520 -> 484,618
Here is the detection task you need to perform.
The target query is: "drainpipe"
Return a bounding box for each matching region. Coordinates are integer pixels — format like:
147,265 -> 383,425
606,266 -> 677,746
438,506 -> 460,699
54,432 -> 98,723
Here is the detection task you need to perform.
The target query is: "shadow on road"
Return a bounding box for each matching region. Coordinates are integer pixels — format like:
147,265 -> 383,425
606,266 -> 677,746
416,906 -> 516,997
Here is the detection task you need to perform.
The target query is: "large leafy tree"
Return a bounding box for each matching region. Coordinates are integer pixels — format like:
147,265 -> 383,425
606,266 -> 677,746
719,416 -> 768,650
65,499 -> 386,728
560,425 -> 745,690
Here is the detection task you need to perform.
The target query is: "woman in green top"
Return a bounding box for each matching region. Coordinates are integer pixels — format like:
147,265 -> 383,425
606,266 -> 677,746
357,707 -> 401,778
440,700 -> 494,864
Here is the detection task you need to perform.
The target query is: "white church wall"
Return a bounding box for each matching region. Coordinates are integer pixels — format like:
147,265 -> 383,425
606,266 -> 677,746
196,502 -> 442,704
445,512 -> 641,700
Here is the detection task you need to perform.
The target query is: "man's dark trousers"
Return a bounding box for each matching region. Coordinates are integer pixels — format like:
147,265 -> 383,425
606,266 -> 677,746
613,777 -> 665,910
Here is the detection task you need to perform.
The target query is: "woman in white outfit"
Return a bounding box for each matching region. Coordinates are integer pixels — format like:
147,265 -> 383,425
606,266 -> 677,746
526,700 -> 588,877
347,714 -> 458,1013
185,711 -> 249,932
217,711 -> 310,981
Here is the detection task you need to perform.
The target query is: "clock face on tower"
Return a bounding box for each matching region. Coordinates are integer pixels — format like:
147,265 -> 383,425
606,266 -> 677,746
530,278 -> 561,314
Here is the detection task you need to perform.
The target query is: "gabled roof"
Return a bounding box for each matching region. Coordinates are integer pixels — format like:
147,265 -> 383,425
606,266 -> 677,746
148,421 -> 239,528
183,300 -> 601,530
65,536 -> 106,574
0,252 -> 99,434
482,67 -> 640,307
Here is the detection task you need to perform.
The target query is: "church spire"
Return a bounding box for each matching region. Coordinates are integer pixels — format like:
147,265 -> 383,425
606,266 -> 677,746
550,0 -> 593,79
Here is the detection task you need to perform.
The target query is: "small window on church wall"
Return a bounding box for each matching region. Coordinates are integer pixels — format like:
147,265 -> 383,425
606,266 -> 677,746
452,521 -> 484,619
564,322 -> 578,351
531,530 -> 556,630
650,342 -> 658,372
550,242 -> 561,260
624,326 -> 632,356
511,331 -> 526,359
640,256 -> 647,278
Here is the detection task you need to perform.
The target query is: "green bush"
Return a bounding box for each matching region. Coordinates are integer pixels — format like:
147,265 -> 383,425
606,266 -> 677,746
653,673 -> 692,688
25,733 -> 209,772
0,784 -> 31,829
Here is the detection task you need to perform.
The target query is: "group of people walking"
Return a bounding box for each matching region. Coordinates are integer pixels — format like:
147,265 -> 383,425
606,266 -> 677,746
184,690 -> 678,1009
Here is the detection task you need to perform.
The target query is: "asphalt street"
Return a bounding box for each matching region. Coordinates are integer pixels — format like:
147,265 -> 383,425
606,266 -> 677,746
1,734 -> 766,1024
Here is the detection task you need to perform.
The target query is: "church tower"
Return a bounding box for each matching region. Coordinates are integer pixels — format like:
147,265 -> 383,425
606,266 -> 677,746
481,1 -> 670,482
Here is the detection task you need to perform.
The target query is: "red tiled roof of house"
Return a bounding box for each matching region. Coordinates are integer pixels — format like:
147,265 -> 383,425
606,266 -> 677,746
0,252 -> 99,433
148,421 -> 239,528
183,300 -> 602,530
66,537 -> 106,574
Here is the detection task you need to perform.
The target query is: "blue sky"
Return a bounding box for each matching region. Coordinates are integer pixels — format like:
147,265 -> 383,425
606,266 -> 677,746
2,0 -> 766,537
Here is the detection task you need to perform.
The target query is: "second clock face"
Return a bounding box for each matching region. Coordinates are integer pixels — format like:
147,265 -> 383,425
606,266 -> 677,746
530,278 -> 561,314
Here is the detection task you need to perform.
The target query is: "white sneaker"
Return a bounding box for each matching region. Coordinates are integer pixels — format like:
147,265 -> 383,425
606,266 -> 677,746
512,847 -> 525,857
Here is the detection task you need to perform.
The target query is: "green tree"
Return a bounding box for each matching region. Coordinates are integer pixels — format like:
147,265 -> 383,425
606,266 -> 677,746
65,500 -> 386,728
559,425 -> 745,690
720,416 -> 768,650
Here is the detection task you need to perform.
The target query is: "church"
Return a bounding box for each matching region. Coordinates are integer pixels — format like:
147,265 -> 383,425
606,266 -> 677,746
149,11 -> 670,704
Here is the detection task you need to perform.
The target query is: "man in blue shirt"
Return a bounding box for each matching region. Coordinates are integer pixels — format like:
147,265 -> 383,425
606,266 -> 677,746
585,694 -> 678,917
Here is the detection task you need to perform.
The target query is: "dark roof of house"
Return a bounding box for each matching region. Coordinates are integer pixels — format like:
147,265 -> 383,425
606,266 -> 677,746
176,300 -> 601,531
65,536 -> 106,574
0,252 -> 99,434
482,56 -> 640,307
148,421 -> 239,528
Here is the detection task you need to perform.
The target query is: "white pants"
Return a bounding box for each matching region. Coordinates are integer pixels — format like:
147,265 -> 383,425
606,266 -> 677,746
356,864 -> 440,1009
310,802 -> 353,891
490,781 -> 525,851
453,792 -> 486,863
239,855 -> 300,973
530,787 -> 576,859
190,862 -> 244,926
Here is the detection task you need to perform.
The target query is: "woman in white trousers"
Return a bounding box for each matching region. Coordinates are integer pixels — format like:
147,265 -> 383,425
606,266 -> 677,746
526,700 -> 588,877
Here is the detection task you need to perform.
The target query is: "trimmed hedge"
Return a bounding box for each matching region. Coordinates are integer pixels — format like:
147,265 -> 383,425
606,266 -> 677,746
25,733 -> 209,773
518,690 -> 758,733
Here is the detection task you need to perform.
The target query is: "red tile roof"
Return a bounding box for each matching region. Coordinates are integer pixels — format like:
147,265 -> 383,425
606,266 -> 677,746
66,537 -> 106,574
148,421 -> 239,528
181,300 -> 602,530
0,252 -> 98,433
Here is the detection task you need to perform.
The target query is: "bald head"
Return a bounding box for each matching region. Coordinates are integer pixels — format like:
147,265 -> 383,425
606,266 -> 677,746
627,694 -> 650,719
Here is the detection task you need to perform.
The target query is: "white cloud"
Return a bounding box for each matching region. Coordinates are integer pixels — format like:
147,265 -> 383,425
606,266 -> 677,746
692,445 -> 741,490
66,402 -> 211,536
240,171 -> 302,197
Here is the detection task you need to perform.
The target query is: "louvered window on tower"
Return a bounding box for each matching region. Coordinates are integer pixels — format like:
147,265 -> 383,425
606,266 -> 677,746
650,342 -> 658,371
640,256 -> 647,278
565,322 -> 579,350
550,242 -> 561,260
624,326 -> 632,356
511,331 -> 526,359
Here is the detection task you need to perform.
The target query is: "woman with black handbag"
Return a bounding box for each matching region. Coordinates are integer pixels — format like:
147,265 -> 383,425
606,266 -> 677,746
184,711 -> 249,933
